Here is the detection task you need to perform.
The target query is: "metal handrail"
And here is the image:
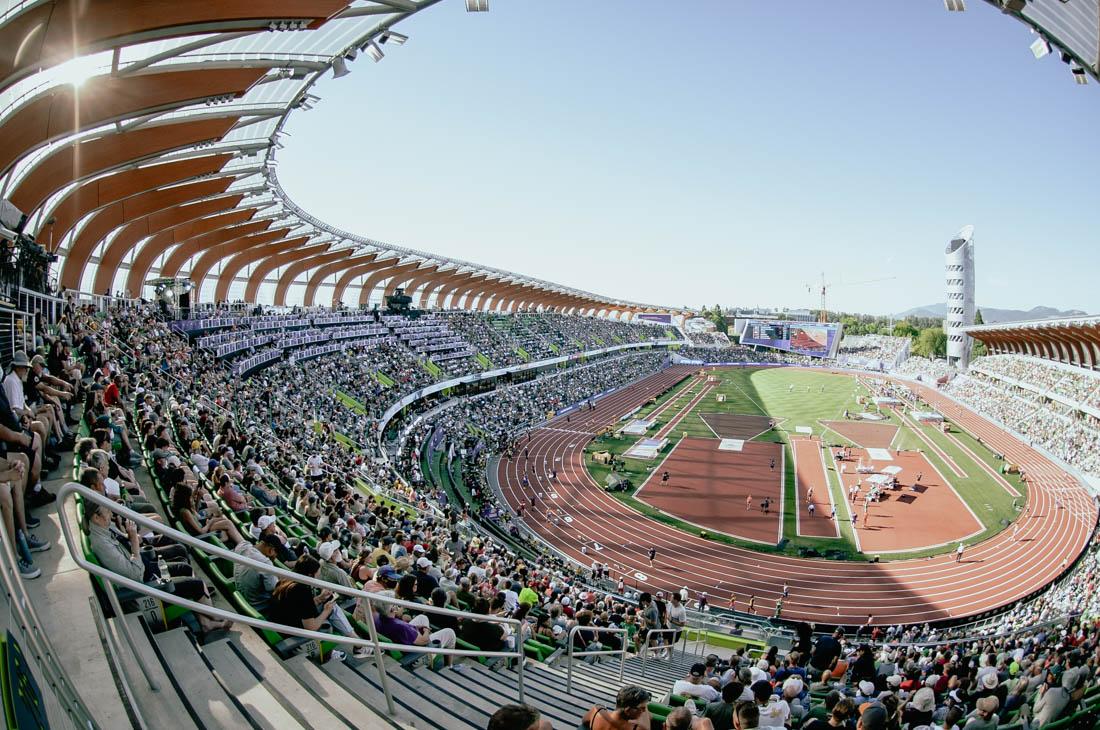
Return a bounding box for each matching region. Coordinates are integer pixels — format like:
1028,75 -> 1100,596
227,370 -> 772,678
55,484 -> 527,714
565,625 -> 627,693
639,627 -> 689,678
0,508 -> 97,727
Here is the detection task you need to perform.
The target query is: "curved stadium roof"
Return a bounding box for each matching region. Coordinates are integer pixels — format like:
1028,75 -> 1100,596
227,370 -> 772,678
0,0 -> 1095,315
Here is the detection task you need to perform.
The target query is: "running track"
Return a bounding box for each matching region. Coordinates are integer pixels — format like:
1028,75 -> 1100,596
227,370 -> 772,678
497,366 -> 1098,624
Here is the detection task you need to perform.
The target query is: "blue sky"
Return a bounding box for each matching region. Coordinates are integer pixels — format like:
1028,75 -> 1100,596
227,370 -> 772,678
279,0 -> 1100,316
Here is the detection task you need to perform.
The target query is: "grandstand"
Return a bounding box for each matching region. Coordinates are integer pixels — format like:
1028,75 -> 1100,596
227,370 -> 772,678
1,2 -> 1100,730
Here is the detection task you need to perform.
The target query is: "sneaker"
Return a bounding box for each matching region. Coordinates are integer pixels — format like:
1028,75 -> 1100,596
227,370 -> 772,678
27,488 -> 55,507
18,559 -> 40,579
352,647 -> 372,660
24,515 -> 40,529
329,650 -> 347,663
24,533 -> 50,553
15,531 -> 33,565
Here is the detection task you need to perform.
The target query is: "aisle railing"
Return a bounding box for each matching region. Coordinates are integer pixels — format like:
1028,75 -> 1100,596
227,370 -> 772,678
56,484 -> 528,715
565,625 -> 626,693
0,512 -> 96,727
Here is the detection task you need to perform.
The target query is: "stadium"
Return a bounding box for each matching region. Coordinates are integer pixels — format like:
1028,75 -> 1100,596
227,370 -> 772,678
0,1 -> 1097,729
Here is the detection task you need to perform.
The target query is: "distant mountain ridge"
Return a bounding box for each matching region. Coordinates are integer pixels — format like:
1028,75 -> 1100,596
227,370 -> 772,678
894,303 -> 1090,323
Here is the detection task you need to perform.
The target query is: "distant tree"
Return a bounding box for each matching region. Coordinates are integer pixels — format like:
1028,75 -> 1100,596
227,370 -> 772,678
913,327 -> 947,359
972,338 -> 987,358
974,309 -> 984,325
892,321 -> 919,339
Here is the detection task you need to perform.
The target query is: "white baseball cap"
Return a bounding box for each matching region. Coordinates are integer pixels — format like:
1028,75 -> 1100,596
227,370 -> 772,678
257,515 -> 276,531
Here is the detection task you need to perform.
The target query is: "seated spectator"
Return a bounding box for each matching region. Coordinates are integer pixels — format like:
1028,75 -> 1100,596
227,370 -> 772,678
85,500 -> 230,634
666,706 -> 715,730
962,697 -> 998,730
752,680 -> 790,728
703,681 -> 743,730
171,483 -> 244,546
460,597 -> 507,652
267,555 -> 368,660
581,685 -> 652,730
317,540 -> 354,590
803,697 -> 854,730
735,702 -> 760,730
372,598 -> 457,667
487,704 -> 551,730
233,534 -> 283,614
673,662 -> 721,704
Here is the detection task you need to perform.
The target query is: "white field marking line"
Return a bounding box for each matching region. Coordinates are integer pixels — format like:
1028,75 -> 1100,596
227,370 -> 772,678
816,419 -> 864,448
504,369 -> 1087,619
697,413 -> 719,438
727,377 -> 769,417
645,377 -> 701,423
654,383 -> 715,440
777,443 -> 786,544
792,438 -> 840,540
902,447 -> 985,534
631,434 -> 686,500
563,415 -> 1072,614
815,438 -> 843,539
939,427 -> 1021,497
825,443 -> 862,553
899,410 -> 968,479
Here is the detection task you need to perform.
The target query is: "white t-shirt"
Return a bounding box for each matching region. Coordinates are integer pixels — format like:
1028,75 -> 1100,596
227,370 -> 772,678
757,698 -> 791,728
672,680 -> 720,703
668,603 -> 687,627
307,454 -> 323,477
3,372 -> 26,418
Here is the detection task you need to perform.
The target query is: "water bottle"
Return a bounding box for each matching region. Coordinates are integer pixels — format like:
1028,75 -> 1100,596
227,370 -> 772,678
158,557 -> 169,584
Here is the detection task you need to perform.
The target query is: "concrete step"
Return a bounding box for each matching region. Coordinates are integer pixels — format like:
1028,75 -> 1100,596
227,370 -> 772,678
230,635 -> 357,730
113,614 -> 201,729
152,627 -> 254,728
324,656 -> 477,729
383,662 -> 495,728
285,654 -> 400,729
440,662 -> 589,727
202,640 -> 308,730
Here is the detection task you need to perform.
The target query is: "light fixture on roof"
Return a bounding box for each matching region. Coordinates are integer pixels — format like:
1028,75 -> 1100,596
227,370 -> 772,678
345,48 -> 358,61
379,31 -> 408,45
466,0 -> 489,11
331,56 -> 350,79
944,0 -> 965,11
1030,37 -> 1050,59
1002,0 -> 1026,10
365,41 -> 384,63
1071,66 -> 1088,84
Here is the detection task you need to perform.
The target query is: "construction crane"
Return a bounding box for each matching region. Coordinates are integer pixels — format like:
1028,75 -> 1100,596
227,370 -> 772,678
807,273 -> 897,323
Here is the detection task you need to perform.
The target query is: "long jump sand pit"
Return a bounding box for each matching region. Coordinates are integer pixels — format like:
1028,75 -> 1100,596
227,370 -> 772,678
821,420 -> 898,450
698,413 -> 776,440
832,447 -> 983,553
637,437 -> 784,544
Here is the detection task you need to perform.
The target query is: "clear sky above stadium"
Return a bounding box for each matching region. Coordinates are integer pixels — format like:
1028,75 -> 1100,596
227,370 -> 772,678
279,0 -> 1100,316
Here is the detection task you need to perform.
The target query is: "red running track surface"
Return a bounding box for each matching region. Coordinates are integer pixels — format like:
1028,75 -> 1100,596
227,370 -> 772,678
495,366 -> 1098,624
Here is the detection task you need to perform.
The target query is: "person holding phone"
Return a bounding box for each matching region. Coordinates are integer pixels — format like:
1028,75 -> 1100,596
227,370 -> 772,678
268,555 -> 368,660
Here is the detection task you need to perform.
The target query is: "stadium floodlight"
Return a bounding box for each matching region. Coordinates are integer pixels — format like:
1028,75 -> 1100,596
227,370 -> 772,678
1002,0 -> 1026,11
331,56 -> 350,78
345,48 -> 358,61
944,0 -> 965,11
380,31 -> 408,45
365,41 -> 384,62
1030,37 -> 1050,59
1071,66 -> 1088,84
466,0 -> 489,11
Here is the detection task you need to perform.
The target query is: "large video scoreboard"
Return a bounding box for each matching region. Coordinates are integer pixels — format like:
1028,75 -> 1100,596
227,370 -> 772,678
741,320 -> 843,359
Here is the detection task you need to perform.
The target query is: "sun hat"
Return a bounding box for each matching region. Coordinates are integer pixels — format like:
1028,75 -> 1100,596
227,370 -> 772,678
859,680 -> 876,696
257,514 -> 276,530
911,687 -> 935,713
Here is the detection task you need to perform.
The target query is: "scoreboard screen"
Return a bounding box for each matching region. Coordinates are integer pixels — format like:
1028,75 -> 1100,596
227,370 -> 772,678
741,319 -> 843,359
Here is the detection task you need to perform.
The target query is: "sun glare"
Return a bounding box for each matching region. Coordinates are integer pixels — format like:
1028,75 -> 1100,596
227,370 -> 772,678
50,53 -> 105,88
